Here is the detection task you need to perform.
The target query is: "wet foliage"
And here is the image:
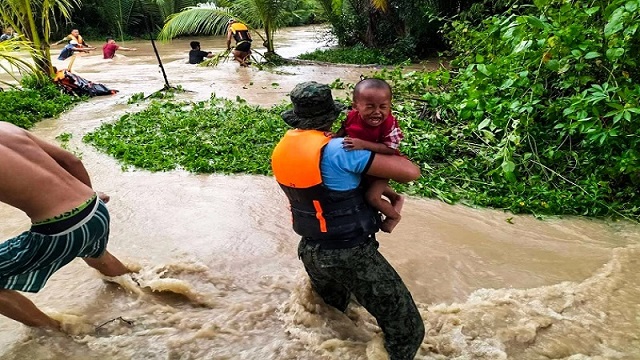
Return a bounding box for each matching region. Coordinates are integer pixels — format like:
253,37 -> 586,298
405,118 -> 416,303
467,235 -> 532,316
0,77 -> 76,129
298,44 -> 409,65
84,96 -> 290,174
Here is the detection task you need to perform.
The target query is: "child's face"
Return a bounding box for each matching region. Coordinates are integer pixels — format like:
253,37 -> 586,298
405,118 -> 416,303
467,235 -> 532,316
352,87 -> 391,127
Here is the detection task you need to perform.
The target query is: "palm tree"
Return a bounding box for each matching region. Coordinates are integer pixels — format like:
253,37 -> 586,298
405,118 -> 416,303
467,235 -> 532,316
0,0 -> 78,75
315,0 -> 389,46
158,0 -> 292,55
0,36 -> 39,87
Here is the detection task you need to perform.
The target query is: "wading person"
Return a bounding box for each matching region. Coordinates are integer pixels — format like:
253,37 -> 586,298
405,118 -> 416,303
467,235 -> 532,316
271,82 -> 425,359
53,29 -> 91,48
103,37 -> 137,59
188,41 -> 213,64
226,19 -> 252,67
0,122 -> 131,330
57,40 -> 91,61
0,28 -> 15,42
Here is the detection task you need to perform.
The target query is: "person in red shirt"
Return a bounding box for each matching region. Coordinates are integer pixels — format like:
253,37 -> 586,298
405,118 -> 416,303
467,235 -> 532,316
336,78 -> 407,233
103,37 -> 137,59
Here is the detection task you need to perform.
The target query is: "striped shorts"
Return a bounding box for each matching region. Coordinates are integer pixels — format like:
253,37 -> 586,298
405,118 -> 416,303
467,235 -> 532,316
0,200 -> 110,293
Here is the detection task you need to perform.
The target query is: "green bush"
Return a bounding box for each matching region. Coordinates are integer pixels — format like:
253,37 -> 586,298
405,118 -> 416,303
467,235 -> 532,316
298,44 -> 409,65
0,77 -> 76,129
384,0 -> 640,220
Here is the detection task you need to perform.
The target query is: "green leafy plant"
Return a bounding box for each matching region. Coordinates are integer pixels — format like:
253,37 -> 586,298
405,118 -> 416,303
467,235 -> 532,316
384,0 -> 640,220
84,96 -> 289,173
0,77 -> 75,128
298,44 -> 406,65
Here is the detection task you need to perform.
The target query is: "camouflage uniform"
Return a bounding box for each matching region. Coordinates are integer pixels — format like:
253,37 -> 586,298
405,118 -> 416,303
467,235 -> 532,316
298,236 -> 425,360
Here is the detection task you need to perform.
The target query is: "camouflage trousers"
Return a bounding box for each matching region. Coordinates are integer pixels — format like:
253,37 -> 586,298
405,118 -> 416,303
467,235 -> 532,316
298,236 -> 425,360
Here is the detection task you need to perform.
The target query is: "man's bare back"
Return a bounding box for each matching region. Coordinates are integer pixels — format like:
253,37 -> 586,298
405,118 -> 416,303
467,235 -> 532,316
0,122 -> 131,331
0,122 -> 95,222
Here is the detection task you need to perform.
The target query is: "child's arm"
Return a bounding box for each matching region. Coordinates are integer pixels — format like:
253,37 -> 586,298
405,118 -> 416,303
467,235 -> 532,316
324,123 -> 347,138
343,137 -> 397,154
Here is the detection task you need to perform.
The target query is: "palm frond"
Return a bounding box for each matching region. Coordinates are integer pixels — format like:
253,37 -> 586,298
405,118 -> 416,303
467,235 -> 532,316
0,37 -> 39,86
370,0 -> 387,12
157,3 -> 238,40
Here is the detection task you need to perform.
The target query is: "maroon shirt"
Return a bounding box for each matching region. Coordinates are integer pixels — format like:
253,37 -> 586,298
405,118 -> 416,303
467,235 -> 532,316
103,43 -> 119,59
343,110 -> 404,151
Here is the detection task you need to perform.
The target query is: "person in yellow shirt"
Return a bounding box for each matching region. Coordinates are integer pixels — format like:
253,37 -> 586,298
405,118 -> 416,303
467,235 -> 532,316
226,19 -> 252,67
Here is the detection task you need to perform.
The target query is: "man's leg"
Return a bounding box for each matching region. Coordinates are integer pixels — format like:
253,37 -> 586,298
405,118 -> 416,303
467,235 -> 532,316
83,250 -> 130,277
232,50 -> 247,66
0,289 -> 59,329
347,242 -> 425,360
298,241 -> 350,311
304,263 -> 351,311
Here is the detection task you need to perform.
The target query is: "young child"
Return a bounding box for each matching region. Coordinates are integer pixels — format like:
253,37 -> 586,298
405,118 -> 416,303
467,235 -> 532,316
336,78 -> 406,233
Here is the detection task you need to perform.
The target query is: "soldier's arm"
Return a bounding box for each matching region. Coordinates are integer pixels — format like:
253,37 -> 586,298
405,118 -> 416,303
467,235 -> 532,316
366,154 -> 420,183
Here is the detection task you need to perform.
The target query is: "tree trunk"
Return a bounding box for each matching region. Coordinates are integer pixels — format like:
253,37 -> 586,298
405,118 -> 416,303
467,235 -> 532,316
23,4 -> 54,76
365,7 -> 377,47
265,24 -> 274,53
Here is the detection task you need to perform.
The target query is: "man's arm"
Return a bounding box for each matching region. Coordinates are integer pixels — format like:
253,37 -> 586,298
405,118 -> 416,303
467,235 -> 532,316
73,47 -> 92,53
25,131 -> 92,187
226,29 -> 233,49
366,153 -> 420,183
52,36 -> 69,46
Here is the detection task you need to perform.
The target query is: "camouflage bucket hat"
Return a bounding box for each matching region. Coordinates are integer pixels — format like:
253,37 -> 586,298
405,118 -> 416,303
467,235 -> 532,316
281,81 -> 345,130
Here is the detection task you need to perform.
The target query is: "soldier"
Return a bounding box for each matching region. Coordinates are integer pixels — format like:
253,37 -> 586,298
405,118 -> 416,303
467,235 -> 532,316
271,82 -> 425,359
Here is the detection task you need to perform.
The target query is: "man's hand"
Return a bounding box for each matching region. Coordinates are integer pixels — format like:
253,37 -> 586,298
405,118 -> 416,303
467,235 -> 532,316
342,137 -> 367,150
98,192 -> 110,203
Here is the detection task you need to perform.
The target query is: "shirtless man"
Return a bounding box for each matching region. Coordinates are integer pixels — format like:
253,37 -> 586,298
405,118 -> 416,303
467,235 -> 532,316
0,122 -> 130,330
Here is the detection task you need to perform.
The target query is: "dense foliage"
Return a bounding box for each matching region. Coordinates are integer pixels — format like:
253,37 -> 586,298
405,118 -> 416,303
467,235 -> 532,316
388,0 -> 639,220
68,0 -> 320,40
315,0 -> 523,60
0,77 -> 76,129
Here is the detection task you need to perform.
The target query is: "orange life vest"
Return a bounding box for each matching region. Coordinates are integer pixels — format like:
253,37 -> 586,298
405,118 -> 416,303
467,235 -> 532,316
68,34 -> 85,47
229,23 -> 251,43
271,130 -> 379,239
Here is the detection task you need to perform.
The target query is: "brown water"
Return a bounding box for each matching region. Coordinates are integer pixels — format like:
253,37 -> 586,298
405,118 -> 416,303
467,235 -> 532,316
1,26 -> 639,360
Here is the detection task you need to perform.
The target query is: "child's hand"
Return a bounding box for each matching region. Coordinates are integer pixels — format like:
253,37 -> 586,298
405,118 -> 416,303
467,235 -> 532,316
323,131 -> 336,138
342,137 -> 366,150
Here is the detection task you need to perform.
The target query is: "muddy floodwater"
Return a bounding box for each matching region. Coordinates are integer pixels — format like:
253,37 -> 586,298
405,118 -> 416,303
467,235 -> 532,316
1,26 -> 639,360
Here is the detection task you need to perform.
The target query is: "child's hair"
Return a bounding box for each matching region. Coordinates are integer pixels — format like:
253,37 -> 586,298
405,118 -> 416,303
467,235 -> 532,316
190,41 -> 200,50
353,78 -> 393,102
105,37 -> 114,43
